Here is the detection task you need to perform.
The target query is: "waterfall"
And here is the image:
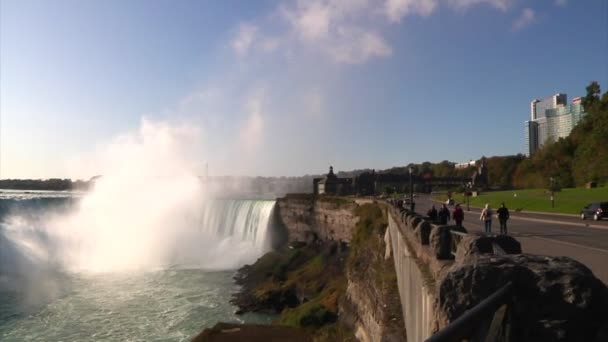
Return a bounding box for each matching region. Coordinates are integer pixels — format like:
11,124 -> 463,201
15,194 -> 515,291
0,193 -> 276,274
199,199 -> 275,247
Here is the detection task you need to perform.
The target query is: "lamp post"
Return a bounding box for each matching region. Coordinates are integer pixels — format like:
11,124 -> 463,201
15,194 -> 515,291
550,177 -> 555,208
466,182 -> 471,212
409,167 -> 414,212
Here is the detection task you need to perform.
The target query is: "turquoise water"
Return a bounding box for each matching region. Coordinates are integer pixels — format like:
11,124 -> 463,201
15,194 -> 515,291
0,269 -> 271,341
0,192 -> 275,341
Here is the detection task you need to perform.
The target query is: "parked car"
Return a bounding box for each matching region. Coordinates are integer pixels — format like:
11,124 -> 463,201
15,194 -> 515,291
580,202 -> 608,221
445,198 -> 455,206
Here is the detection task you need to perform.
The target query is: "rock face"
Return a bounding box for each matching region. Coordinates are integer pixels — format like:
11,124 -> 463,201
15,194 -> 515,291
437,254 -> 608,341
192,322 -> 311,342
340,204 -> 406,342
275,195 -> 359,243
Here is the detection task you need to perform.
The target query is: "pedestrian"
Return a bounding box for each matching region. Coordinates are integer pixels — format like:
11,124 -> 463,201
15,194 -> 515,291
480,203 -> 493,233
453,204 -> 464,227
497,203 -> 510,235
427,205 -> 438,222
438,204 -> 451,225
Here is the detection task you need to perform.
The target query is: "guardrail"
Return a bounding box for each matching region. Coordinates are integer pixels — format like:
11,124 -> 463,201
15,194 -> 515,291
424,281 -> 514,342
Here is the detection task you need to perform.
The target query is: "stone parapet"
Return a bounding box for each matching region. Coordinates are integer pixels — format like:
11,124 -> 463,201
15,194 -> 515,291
385,204 -> 608,342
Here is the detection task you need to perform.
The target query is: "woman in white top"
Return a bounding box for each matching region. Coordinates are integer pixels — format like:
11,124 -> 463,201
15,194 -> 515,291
480,204 -> 493,233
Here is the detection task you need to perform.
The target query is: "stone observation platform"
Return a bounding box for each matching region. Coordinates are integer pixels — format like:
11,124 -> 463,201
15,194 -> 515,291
386,202 -> 608,341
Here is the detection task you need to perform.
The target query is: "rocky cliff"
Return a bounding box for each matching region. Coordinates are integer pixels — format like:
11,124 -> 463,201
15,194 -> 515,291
339,204 -> 405,342
227,198 -> 405,342
274,194 -> 359,244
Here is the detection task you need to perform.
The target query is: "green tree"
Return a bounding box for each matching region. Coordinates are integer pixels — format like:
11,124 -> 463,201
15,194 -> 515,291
582,81 -> 601,112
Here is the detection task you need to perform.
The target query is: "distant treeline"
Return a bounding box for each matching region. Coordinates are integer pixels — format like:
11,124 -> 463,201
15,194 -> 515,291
0,178 -> 95,191
334,82 -> 608,190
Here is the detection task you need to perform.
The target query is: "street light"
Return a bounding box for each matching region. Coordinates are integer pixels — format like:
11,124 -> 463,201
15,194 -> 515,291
409,166 -> 414,212
550,177 -> 555,208
466,182 -> 471,212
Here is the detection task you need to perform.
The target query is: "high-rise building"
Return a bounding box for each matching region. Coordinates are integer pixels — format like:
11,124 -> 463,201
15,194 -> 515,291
524,94 -> 585,156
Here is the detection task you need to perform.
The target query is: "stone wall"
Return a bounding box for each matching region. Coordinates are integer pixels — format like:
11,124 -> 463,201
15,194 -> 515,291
387,204 -> 608,342
386,213 -> 436,342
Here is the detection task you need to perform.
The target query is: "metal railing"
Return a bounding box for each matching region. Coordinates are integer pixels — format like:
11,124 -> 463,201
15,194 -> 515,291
424,281 -> 514,342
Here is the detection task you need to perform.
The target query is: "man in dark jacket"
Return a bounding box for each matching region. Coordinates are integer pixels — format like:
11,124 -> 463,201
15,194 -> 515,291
452,204 -> 464,227
497,203 -> 510,234
438,204 -> 451,225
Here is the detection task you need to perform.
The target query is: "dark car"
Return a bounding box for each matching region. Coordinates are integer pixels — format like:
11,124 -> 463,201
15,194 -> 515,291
580,202 -> 608,221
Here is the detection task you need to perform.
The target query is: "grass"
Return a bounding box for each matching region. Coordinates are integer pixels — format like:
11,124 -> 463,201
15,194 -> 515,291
436,187 -> 608,214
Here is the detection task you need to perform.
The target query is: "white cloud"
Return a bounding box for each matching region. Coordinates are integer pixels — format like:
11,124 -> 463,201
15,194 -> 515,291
261,37 -> 280,52
512,8 -> 535,31
327,29 -> 392,64
385,0 -> 438,22
230,0 -> 527,65
554,0 -> 567,7
285,1 -> 331,41
448,0 -> 513,12
232,23 -> 258,56
279,0 -> 394,64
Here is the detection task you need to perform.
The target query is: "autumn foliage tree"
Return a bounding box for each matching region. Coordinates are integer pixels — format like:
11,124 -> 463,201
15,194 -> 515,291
513,81 -> 608,187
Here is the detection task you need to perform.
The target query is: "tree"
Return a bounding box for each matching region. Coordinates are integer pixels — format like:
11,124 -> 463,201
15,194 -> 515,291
582,81 -> 601,112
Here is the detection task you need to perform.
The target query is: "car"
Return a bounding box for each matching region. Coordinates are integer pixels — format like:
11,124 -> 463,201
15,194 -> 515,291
580,202 -> 608,221
445,198 -> 455,206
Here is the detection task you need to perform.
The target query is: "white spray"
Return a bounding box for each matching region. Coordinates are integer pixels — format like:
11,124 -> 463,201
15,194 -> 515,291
1,119 -> 273,275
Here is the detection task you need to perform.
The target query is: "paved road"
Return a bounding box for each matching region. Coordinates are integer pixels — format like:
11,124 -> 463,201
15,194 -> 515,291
413,195 -> 608,284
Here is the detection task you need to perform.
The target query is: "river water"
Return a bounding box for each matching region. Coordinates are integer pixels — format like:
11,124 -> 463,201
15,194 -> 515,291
0,191 -> 274,341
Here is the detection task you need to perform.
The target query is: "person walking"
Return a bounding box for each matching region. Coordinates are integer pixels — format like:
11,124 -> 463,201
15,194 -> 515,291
427,205 -> 438,222
453,204 -> 464,227
497,203 -> 510,235
480,204 -> 493,233
438,204 -> 451,225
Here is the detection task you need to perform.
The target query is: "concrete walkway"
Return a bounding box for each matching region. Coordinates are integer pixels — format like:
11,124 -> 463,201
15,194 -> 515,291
418,195 -> 608,284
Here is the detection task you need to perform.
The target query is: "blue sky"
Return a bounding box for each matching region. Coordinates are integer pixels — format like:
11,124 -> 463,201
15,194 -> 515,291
1,0 -> 607,179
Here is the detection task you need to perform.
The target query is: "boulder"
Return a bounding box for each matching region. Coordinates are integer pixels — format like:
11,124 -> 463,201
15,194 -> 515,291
437,254 -> 608,342
192,322 -> 312,342
429,225 -> 467,260
400,209 -> 408,223
414,221 -> 432,245
455,234 -> 521,263
410,216 -> 423,230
